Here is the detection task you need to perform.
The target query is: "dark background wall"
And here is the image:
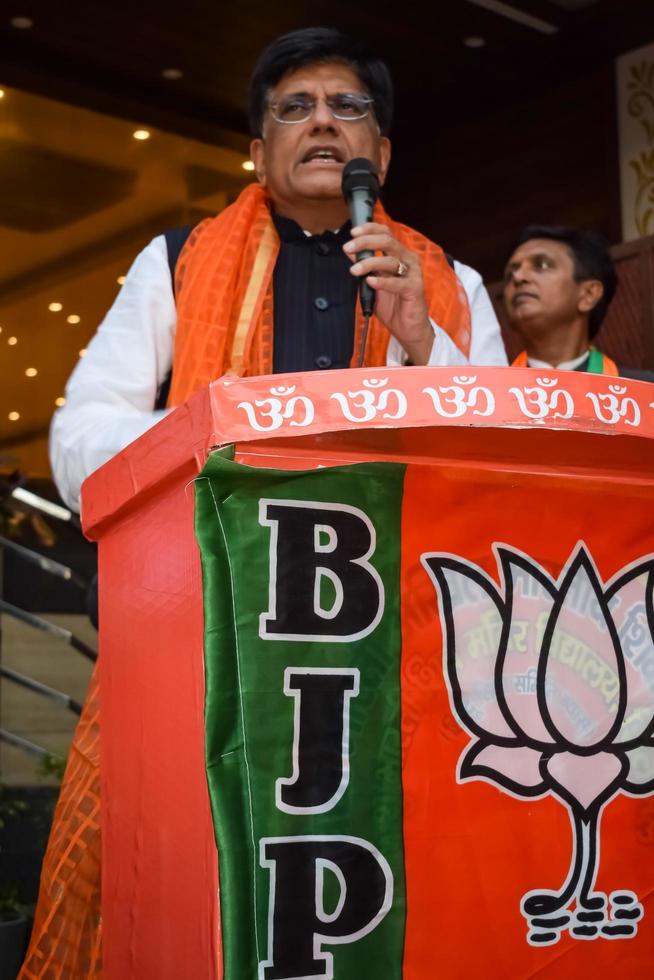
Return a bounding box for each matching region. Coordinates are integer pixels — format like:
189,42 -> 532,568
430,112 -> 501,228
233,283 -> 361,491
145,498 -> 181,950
385,55 -> 622,281
1,0 -> 652,287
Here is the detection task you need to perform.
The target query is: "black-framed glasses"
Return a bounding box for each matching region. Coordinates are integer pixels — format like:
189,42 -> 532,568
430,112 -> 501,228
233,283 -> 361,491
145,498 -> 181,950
268,92 -> 374,125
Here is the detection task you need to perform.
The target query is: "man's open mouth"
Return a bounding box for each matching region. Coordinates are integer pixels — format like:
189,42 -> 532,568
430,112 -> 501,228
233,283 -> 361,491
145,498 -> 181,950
300,147 -> 345,165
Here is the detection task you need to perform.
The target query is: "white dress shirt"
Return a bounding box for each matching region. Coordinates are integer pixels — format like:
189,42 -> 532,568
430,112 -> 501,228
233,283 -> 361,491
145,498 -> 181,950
50,235 -> 507,511
526,353 -> 590,371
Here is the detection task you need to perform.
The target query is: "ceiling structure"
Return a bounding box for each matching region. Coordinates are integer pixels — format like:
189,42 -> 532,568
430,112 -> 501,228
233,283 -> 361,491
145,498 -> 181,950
0,0 -> 652,477
1,0 -> 649,142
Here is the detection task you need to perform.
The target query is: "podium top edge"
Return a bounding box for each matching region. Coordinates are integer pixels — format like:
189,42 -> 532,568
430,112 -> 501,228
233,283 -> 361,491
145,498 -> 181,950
80,366 -> 654,536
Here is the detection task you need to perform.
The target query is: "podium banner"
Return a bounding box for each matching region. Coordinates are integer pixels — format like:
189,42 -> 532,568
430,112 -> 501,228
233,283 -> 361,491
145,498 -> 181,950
194,449 -> 654,980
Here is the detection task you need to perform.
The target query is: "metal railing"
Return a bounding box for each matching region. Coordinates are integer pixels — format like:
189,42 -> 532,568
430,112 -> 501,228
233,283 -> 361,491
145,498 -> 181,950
1,477 -> 95,762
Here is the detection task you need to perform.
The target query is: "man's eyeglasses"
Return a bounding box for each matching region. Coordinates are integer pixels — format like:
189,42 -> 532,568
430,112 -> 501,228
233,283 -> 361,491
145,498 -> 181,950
268,92 -> 374,125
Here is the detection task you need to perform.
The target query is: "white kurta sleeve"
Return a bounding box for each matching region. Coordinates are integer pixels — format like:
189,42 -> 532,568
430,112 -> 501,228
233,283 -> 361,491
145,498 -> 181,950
386,259 -> 507,368
49,236 -> 176,512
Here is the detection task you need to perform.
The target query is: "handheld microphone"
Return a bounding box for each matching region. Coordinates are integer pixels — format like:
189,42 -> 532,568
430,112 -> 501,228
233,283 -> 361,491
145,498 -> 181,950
341,158 -> 380,318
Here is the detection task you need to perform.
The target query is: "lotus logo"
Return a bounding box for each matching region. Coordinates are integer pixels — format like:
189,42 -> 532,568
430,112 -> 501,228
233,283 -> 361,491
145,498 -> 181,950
422,544 -> 654,946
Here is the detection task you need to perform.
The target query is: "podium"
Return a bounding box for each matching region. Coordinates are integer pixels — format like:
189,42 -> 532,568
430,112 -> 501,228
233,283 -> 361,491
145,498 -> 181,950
82,366 -> 654,980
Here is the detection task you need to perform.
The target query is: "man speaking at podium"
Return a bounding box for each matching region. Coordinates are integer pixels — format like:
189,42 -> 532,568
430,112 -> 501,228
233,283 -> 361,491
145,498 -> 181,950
50,27 -> 506,511
26,29 -> 508,977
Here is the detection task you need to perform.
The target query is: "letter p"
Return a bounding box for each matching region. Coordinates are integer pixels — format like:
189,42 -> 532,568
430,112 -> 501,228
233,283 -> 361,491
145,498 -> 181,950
259,835 -> 393,980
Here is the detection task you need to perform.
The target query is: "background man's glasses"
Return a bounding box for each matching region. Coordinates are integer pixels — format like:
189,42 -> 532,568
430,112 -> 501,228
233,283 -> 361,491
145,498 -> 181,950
268,93 -> 374,124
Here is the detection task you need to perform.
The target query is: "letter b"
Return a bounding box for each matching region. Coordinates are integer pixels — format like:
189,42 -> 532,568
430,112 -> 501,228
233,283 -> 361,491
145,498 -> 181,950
259,500 -> 384,642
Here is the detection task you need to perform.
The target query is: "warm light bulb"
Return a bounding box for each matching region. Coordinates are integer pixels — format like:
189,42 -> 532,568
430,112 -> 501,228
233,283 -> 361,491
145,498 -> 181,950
7,336 -> 17,345
117,275 -> 126,285
48,302 -> 63,312
79,348 -> 87,357
0,89 -> 5,99
67,314 -> 81,324
55,396 -> 66,407
133,129 -> 151,141
8,411 -> 20,421
241,160 -> 256,172
25,367 -> 37,377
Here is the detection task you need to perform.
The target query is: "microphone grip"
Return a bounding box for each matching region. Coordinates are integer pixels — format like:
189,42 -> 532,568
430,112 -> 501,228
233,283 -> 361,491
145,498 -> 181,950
349,189 -> 376,317
349,190 -> 374,229
356,249 -> 375,317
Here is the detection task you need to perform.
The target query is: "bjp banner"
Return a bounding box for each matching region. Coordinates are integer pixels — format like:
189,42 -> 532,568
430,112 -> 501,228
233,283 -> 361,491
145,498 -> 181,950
25,367 -> 654,980
194,448 -> 654,980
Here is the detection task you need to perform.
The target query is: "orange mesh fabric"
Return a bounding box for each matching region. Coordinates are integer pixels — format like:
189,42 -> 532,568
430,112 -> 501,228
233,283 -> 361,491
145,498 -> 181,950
168,184 -> 471,405
168,186 -> 280,404
19,669 -> 102,979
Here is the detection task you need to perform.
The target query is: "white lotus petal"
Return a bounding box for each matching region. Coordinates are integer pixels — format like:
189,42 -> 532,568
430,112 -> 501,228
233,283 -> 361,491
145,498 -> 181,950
436,564 -> 514,739
546,751 -> 623,811
544,559 -> 620,748
625,744 -> 654,787
609,572 -> 654,744
501,560 -> 555,744
464,742 -> 545,792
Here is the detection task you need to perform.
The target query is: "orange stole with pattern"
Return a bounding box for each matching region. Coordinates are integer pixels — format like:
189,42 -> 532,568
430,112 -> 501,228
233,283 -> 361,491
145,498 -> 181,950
168,183 -> 471,406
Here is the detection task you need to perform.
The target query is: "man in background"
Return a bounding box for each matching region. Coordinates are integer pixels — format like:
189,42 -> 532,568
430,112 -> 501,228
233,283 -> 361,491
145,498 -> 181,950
504,224 -> 652,379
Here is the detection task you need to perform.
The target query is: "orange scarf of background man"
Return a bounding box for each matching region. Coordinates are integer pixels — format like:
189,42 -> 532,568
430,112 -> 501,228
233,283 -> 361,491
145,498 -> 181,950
168,183 -> 471,406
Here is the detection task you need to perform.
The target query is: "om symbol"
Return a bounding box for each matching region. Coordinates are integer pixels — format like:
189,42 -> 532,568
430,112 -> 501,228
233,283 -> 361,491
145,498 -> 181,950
586,385 -> 640,427
237,385 -> 315,432
422,375 -> 495,418
509,377 -> 574,423
331,377 -> 407,422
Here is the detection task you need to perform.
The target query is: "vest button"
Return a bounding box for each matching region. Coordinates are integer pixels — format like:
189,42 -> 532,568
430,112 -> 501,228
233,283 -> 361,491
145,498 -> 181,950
316,241 -> 330,256
314,296 -> 329,311
315,354 -> 332,369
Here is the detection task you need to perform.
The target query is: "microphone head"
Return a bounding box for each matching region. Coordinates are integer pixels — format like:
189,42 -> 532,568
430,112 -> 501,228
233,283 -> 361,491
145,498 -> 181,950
341,158 -> 379,203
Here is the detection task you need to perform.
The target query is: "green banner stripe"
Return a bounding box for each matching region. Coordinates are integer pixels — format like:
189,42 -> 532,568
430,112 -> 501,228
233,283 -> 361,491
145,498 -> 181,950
195,449 -> 407,979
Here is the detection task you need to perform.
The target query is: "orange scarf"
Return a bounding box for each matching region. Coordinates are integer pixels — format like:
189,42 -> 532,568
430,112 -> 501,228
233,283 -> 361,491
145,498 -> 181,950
511,350 -> 619,375
168,184 -> 471,406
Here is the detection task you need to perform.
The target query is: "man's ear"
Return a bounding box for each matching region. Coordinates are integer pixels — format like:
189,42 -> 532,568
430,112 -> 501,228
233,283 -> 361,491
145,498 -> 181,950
578,279 -> 604,315
377,137 -> 391,187
249,139 -> 267,186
